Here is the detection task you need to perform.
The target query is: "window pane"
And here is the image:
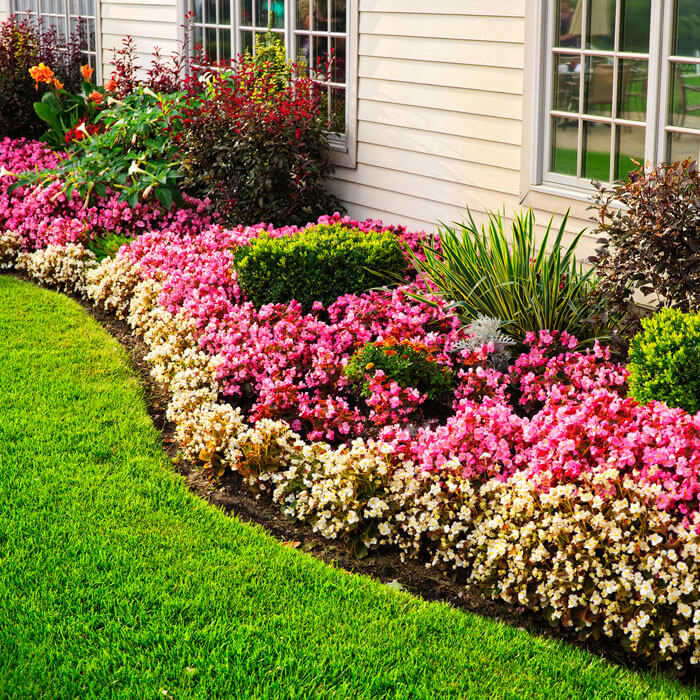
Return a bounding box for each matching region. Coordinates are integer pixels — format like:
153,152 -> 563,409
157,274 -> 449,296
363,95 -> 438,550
553,54 -> 580,112
86,17 -> 95,51
296,34 -> 311,68
313,34 -> 328,78
551,116 -> 578,176
618,58 -> 647,121
240,29 -> 254,55
240,0 -> 252,26
219,28 -> 231,62
669,63 -> 700,129
675,0 -> 700,58
583,121 -> 611,180
219,0 -> 231,25
255,0 -> 267,27
205,27 -> 217,61
620,0 -> 651,53
330,36 -> 345,83
331,0 -> 345,33
615,125 -> 644,180
205,0 -> 216,24
585,0 -> 615,50
668,131 -> 700,163
556,0 -> 580,47
329,86 -> 345,132
193,25 -> 203,51
313,0 -> 328,31
194,0 -> 203,22
584,57 -> 613,117
297,0 -> 311,29
270,0 -> 284,29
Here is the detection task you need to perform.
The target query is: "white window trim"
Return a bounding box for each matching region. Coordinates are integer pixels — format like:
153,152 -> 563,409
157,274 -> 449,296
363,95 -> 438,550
179,0 -> 357,168
525,0 -> 700,205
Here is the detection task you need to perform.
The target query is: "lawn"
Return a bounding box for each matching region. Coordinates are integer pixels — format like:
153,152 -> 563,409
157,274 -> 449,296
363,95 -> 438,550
0,276 -> 698,699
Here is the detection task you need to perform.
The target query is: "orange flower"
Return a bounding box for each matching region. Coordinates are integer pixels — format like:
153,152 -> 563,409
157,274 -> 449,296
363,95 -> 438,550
105,78 -> 117,92
365,363 -> 375,370
52,77 -> 64,90
89,90 -> 103,105
28,62 -> 54,88
384,349 -> 397,357
80,64 -> 94,81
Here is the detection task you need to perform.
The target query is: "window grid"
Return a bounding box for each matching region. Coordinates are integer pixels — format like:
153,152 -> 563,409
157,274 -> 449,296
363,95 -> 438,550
12,0 -> 98,71
190,0 -> 348,138
542,0 -> 700,188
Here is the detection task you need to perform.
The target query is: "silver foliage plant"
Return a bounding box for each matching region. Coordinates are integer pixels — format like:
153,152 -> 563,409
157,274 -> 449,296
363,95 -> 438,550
452,315 -> 514,370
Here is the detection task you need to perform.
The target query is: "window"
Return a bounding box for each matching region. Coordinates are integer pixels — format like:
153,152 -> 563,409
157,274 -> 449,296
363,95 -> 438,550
189,0 -> 353,143
540,0 -> 700,188
11,0 -> 99,73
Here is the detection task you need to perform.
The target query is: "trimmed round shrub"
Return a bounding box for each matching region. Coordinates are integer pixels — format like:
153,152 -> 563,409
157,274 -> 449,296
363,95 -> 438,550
232,223 -> 408,311
345,337 -> 454,402
628,307 -> 700,413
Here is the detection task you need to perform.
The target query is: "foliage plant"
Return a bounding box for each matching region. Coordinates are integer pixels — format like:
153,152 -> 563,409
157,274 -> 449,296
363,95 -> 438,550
345,337 -> 454,402
12,87 -> 188,209
84,232 -> 133,262
31,62 -> 104,148
592,159 -> 700,326
628,308 -> 700,413
106,18 -> 206,98
233,222 -> 407,310
181,32 -> 342,226
409,209 -> 607,344
0,16 -> 84,139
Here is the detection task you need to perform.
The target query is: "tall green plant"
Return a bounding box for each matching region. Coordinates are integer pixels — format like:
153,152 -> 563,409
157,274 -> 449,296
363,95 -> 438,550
409,209 -> 610,344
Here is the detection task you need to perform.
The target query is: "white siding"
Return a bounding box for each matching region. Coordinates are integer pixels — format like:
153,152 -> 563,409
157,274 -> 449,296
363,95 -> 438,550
331,0 -> 594,249
100,0 -> 180,80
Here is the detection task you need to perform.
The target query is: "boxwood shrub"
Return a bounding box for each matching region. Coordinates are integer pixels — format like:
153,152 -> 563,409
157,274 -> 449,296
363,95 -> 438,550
628,307 -> 700,413
233,223 -> 408,310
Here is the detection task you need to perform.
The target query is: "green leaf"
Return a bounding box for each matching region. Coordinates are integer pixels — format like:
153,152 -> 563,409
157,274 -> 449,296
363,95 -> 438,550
155,187 -> 173,210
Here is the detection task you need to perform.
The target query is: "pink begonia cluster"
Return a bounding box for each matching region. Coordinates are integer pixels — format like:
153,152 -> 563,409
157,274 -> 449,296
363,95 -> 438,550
122,216 -> 462,442
104,208 -> 700,526
7,136 -> 700,530
116,216 -> 700,526
0,138 -> 214,250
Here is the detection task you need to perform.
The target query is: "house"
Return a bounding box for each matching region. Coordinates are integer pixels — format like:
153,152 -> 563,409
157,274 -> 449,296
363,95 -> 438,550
4,1 -> 700,253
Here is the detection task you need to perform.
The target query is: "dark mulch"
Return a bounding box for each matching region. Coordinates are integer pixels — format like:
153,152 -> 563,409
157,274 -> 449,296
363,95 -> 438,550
10,271 -> 693,682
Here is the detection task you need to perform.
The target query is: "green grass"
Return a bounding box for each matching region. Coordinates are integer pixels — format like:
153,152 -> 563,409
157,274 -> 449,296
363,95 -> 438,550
0,274 -> 697,699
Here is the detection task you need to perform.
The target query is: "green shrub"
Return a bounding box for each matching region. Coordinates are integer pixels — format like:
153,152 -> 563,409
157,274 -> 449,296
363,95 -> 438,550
233,223 -> 408,310
180,33 -> 342,227
408,208 -> 611,345
344,338 -> 454,401
628,308 -> 700,413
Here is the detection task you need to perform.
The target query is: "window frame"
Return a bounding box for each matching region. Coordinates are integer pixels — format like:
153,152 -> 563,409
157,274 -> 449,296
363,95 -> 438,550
183,0 -> 358,168
533,0 -> 700,193
10,0 -> 102,81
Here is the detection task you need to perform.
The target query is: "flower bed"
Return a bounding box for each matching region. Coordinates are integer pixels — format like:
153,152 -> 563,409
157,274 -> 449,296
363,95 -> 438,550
4,136 -> 700,668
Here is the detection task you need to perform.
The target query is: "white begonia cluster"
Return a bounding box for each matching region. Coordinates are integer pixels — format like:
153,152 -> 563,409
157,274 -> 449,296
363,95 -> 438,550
16,243 -> 98,295
73,245 -> 700,667
0,230 -> 22,269
86,255 -> 145,318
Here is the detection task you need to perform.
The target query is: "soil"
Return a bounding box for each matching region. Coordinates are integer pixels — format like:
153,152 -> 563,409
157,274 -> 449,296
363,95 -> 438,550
12,272 -> 696,683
